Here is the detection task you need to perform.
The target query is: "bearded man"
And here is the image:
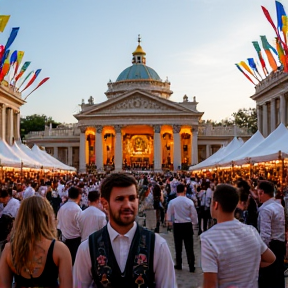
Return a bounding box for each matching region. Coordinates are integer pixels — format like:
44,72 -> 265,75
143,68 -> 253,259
73,173 -> 176,288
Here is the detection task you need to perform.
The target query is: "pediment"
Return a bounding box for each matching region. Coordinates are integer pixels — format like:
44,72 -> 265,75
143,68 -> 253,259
80,90 -> 195,116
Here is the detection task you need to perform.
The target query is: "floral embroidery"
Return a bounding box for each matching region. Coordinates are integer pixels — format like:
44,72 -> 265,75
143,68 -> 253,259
97,255 -> 107,266
135,253 -> 147,265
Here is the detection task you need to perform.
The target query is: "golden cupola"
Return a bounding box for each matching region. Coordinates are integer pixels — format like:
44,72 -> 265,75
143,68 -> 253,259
132,35 -> 146,64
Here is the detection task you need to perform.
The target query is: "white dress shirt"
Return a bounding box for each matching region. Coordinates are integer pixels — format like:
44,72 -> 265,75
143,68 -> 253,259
57,199 -> 82,240
0,197 -> 20,218
258,197 -> 285,245
77,205 -> 107,242
23,186 -> 35,199
73,221 -> 177,288
167,195 -> 198,224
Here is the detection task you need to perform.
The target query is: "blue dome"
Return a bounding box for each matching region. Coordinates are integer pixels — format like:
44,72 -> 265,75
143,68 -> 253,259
116,64 -> 161,81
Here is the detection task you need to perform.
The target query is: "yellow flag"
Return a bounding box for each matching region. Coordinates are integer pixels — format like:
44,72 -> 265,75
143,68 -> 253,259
0,15 -> 10,32
239,61 -> 254,76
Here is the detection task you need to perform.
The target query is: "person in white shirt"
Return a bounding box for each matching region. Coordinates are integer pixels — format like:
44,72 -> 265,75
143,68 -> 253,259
167,183 -> 198,273
201,184 -> 275,288
23,182 -> 37,199
57,186 -> 82,265
73,173 -> 177,288
0,188 -> 20,218
77,190 -> 107,242
257,180 -> 285,288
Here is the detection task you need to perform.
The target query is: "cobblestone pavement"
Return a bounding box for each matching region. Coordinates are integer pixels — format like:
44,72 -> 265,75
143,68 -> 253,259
143,210 -> 202,288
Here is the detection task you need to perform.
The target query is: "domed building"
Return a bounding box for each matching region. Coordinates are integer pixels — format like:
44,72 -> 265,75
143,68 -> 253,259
74,36 -> 203,172
25,37 -> 252,172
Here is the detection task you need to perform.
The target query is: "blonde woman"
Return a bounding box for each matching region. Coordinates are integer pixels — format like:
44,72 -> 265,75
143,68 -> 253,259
0,196 -> 72,288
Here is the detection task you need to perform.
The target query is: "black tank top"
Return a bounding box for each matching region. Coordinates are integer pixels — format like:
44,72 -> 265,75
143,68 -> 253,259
14,239 -> 59,288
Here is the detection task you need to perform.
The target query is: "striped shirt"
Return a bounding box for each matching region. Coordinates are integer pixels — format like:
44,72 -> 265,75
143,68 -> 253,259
201,219 -> 267,288
258,198 -> 285,245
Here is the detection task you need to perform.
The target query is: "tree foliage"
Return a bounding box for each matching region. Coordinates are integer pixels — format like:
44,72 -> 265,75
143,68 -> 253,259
201,108 -> 257,134
20,114 -> 61,139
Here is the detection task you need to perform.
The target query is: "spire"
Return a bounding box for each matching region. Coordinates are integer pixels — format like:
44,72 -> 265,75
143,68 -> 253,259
132,34 -> 146,64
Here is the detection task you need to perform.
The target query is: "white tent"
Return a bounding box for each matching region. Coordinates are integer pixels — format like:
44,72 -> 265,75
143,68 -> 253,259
245,123 -> 288,163
189,137 -> 244,171
32,145 -> 76,171
0,139 -> 22,167
218,131 -> 265,167
11,141 -> 42,168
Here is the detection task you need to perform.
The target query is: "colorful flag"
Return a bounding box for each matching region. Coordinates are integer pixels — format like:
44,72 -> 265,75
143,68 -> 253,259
235,64 -> 256,85
0,45 -> 5,63
0,58 -> 10,81
9,50 -> 17,65
14,51 -> 24,75
0,15 -> 10,32
17,70 -> 34,90
247,58 -> 262,80
1,49 -> 10,67
260,35 -> 278,71
5,27 -> 20,51
14,61 -> 31,82
276,37 -> 288,72
24,77 -> 50,100
20,69 -> 41,92
252,41 -> 268,75
276,1 -> 286,30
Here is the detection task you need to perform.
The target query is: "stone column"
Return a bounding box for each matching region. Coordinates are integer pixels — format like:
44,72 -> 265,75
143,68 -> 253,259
173,125 -> 181,171
256,105 -> 261,133
280,94 -> 286,125
153,125 -> 162,172
68,146 -> 73,166
114,125 -> 123,172
54,147 -> 58,159
0,104 -> 5,140
79,126 -> 87,173
15,111 -> 20,141
7,108 -> 14,145
270,98 -> 276,132
95,125 -> 103,170
263,103 -> 268,137
191,127 -> 198,165
206,144 -> 210,159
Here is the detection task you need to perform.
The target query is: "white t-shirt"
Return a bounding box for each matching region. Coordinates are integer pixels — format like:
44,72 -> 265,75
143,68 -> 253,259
200,219 -> 267,288
77,205 -> 107,242
0,197 -> 20,218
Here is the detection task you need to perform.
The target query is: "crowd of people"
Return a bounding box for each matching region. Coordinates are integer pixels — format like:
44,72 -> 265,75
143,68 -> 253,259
0,170 -> 286,287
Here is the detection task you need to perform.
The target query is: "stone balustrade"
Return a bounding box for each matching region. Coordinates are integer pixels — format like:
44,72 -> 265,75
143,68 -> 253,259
198,125 -> 252,136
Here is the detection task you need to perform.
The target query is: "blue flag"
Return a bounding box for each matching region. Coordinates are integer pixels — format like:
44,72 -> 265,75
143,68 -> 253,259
276,1 -> 286,30
5,27 -> 19,50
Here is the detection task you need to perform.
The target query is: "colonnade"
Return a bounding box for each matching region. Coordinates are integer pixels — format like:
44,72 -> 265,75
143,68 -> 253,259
79,124 -> 198,172
0,103 -> 20,144
257,94 -> 287,137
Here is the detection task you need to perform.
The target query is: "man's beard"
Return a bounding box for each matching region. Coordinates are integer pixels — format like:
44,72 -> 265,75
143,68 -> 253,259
109,208 -> 136,227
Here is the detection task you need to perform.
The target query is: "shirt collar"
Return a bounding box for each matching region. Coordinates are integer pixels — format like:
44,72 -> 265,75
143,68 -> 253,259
107,221 -> 137,242
259,197 -> 276,210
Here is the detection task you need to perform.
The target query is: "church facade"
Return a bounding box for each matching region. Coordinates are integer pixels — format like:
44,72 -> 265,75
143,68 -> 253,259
74,37 -> 203,172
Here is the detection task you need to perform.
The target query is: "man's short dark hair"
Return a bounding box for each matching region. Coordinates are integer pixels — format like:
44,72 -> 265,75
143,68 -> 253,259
100,173 -> 138,201
258,180 -> 274,197
213,184 -> 239,213
0,188 -> 12,198
68,186 -> 81,199
88,190 -> 100,202
177,183 -> 185,193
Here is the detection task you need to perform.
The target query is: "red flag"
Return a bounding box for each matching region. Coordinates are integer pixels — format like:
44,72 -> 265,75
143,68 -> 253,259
20,69 -> 41,92
23,77 -> 49,100
261,6 -> 288,53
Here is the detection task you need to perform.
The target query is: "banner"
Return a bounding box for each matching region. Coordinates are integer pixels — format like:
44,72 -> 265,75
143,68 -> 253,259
260,36 -> 278,71
14,61 -> 31,82
17,70 -> 34,90
276,1 -> 286,30
0,58 -> 10,81
235,64 -> 256,85
9,50 -> 17,65
14,51 -> 24,75
5,27 -> 20,51
20,69 -> 41,92
0,16 -> 10,32
24,77 -> 50,100
252,41 -> 268,75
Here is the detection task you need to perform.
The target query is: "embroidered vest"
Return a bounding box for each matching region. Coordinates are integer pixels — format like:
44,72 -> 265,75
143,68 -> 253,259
89,224 -> 155,288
